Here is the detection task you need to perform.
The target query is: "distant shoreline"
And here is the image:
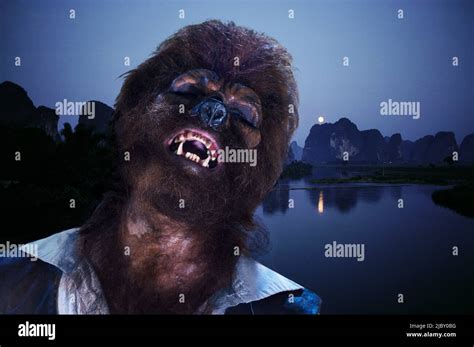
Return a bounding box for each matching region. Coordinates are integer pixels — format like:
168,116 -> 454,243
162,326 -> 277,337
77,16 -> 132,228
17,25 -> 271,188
279,163 -> 474,218
310,165 -> 473,185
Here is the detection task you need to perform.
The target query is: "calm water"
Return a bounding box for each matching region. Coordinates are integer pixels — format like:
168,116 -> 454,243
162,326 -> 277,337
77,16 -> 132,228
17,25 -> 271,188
256,178 -> 474,314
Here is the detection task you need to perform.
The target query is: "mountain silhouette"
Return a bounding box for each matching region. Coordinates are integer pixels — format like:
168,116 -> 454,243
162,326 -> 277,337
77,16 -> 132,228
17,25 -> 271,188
0,81 -> 117,243
302,118 -> 472,165
78,100 -> 114,134
0,81 -> 60,140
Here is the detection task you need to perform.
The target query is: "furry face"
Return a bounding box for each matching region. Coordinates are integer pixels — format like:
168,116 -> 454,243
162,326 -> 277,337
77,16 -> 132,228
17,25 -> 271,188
113,20 -> 298,231
80,20 -> 299,314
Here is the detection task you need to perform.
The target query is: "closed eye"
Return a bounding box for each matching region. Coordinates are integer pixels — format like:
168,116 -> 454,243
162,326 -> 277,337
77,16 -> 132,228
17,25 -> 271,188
230,109 -> 258,128
170,84 -> 204,97
169,69 -> 220,96
172,90 -> 199,98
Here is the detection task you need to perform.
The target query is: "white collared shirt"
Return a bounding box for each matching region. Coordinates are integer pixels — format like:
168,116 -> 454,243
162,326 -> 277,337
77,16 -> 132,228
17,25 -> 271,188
20,228 -> 304,314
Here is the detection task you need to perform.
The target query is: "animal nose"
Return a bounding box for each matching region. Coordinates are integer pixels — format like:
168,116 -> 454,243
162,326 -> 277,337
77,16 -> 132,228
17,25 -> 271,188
191,98 -> 228,130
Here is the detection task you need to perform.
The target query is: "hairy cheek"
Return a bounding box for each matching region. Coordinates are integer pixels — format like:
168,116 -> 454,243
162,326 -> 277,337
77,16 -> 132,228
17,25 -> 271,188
153,99 -> 197,125
232,123 -> 261,148
119,101 -> 198,154
126,164 -> 170,202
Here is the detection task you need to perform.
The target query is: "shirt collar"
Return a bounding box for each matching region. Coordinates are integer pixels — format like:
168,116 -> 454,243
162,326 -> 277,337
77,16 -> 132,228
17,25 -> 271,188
22,228 -> 81,274
21,228 -> 303,314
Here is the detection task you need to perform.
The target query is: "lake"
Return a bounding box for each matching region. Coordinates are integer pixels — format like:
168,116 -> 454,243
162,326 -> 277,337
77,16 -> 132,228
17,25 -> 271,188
256,176 -> 474,314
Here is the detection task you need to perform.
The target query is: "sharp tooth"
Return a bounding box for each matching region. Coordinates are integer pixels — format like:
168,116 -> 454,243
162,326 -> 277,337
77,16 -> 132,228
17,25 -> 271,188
176,142 -> 184,155
179,135 -> 185,142
206,141 -> 211,149
210,150 -> 216,158
185,152 -> 192,159
202,156 -> 211,167
174,138 -> 179,143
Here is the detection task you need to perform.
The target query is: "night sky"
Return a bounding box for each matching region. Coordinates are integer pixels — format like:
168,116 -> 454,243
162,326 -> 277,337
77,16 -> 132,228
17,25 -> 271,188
1,0 -> 473,145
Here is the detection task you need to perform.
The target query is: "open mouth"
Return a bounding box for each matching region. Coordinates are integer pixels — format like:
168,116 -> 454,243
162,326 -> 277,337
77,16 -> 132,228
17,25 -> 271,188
168,129 -> 219,169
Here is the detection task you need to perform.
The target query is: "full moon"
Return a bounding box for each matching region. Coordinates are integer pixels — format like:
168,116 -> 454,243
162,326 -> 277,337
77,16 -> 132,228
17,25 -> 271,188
318,116 -> 325,123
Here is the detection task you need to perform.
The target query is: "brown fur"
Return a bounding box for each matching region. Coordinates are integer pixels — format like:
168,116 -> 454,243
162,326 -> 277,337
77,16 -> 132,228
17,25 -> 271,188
80,20 -> 298,314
